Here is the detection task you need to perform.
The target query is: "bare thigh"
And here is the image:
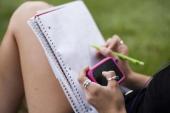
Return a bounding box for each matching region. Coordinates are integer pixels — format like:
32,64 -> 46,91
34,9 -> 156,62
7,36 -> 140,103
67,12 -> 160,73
0,20 -> 24,113
7,1 -> 72,113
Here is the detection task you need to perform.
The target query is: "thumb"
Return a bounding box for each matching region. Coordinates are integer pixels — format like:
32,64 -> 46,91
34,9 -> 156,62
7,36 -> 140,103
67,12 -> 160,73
102,71 -> 118,89
99,46 -> 112,57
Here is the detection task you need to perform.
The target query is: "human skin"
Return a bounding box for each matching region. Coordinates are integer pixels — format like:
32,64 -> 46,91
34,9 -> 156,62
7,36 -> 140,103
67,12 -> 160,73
78,35 -> 151,113
0,1 -> 151,113
0,1 -> 72,113
97,35 -> 151,89
79,69 -> 127,113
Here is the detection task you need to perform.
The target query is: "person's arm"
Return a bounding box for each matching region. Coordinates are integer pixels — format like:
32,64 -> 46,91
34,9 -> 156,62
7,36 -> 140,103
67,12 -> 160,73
98,35 -> 151,89
78,35 -> 152,113
78,68 -> 127,113
123,70 -> 151,89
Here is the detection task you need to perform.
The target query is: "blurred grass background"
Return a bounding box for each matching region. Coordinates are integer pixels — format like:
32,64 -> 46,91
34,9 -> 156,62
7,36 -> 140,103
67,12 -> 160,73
0,0 -> 170,112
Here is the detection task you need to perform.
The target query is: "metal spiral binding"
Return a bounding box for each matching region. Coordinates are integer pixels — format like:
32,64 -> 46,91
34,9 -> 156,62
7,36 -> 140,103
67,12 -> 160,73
34,16 -> 90,113
30,19 -> 81,113
56,51 -> 91,112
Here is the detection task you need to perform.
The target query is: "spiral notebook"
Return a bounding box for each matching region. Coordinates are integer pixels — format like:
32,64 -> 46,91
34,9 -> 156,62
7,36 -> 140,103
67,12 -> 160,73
28,1 -> 105,113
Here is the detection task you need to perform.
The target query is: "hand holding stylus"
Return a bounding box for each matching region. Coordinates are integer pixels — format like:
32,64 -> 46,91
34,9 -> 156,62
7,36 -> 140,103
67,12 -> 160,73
91,44 -> 144,66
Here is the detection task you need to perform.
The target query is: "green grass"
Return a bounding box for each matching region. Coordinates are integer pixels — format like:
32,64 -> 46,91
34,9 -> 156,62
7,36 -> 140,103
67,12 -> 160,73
84,0 -> 170,74
1,0 -> 170,74
0,0 -> 170,112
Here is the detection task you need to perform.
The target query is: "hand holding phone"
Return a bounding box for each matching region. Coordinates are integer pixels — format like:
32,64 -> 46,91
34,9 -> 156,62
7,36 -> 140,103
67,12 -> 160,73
86,57 -> 125,86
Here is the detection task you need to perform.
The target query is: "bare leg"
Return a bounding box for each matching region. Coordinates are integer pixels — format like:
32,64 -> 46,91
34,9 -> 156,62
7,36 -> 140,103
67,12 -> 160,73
0,1 -> 72,113
0,15 -> 24,113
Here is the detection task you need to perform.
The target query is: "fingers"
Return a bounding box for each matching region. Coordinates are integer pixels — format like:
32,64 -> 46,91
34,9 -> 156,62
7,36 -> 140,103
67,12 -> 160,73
78,68 -> 120,109
78,67 -> 89,85
78,67 -> 100,93
98,35 -> 128,57
99,35 -> 121,57
111,35 -> 128,55
102,71 -> 118,89
99,46 -> 112,57
78,69 -> 100,106
106,35 -> 121,50
78,68 -> 118,90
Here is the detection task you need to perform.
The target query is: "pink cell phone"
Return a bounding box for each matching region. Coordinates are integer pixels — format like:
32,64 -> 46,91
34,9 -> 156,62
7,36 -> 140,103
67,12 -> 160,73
87,57 -> 125,86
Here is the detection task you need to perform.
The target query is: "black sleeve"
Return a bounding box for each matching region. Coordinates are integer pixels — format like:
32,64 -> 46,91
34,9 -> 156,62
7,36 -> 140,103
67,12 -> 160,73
137,64 -> 170,113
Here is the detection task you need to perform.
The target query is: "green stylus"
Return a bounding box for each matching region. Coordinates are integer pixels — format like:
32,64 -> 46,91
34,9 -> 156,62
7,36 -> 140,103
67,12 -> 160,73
91,44 -> 144,66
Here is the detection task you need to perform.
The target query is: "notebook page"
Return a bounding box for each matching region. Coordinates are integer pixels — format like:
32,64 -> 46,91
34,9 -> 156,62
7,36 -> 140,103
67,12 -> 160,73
35,1 -> 105,78
28,19 -> 85,113
29,1 -> 105,113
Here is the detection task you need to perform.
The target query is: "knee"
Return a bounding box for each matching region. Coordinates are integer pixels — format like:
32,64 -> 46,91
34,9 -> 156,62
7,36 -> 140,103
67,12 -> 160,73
13,1 -> 51,18
9,1 -> 51,32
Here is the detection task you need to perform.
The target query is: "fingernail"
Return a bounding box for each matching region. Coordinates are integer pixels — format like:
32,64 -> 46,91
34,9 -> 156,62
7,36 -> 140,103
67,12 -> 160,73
115,59 -> 119,63
102,71 -> 107,75
113,34 -> 119,37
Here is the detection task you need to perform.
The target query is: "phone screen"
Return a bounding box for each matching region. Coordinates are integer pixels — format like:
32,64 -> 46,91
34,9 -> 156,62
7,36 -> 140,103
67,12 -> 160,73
93,59 -> 123,86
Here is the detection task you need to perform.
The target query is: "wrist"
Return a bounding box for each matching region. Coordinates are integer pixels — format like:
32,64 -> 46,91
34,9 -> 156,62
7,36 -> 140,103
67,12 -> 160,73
119,107 -> 127,113
122,66 -> 134,86
107,107 -> 126,113
124,70 -> 151,89
126,70 -> 136,83
104,102 -> 127,113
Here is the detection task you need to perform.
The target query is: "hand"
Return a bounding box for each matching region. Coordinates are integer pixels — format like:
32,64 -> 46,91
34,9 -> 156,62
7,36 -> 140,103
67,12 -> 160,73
78,67 -> 126,113
97,35 -> 133,86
